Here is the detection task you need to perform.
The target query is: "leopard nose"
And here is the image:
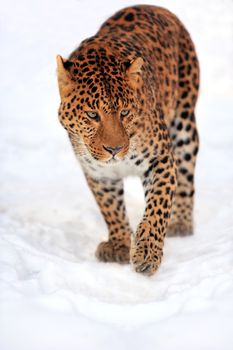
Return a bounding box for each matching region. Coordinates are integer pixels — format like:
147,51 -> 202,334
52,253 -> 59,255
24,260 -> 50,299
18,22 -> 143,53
103,145 -> 124,156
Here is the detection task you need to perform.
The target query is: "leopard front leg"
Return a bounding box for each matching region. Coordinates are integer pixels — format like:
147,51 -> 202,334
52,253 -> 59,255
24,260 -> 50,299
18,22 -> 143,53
130,154 -> 177,275
85,175 -> 132,264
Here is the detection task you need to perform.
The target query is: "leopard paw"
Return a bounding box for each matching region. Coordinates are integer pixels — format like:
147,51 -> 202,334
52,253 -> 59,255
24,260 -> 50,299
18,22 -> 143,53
166,221 -> 193,237
95,241 -> 130,264
130,238 -> 162,276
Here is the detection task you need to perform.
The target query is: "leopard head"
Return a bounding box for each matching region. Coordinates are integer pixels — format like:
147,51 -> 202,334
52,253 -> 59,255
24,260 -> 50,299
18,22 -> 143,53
56,48 -> 144,163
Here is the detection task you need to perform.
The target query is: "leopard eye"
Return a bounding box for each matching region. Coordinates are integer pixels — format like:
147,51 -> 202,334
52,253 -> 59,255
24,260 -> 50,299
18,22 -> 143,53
120,109 -> 129,118
86,111 -> 100,121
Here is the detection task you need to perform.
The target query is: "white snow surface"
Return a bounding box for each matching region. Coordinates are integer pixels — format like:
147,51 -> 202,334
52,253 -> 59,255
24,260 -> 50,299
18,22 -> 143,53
1,0 -> 233,349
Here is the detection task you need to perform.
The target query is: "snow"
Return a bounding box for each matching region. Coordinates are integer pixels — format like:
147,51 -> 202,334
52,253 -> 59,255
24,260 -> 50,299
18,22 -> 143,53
1,0 -> 233,349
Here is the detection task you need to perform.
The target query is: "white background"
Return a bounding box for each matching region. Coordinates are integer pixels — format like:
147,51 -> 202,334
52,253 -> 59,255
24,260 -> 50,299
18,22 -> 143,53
1,0 -> 233,349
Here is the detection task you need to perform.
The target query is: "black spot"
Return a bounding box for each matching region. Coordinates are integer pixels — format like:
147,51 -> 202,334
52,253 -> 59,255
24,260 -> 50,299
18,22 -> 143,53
179,191 -> 188,197
181,111 -> 189,119
165,187 -> 170,195
184,153 -> 191,161
186,124 -> 192,132
71,95 -> 77,103
161,156 -> 169,164
187,64 -> 192,75
125,13 -> 134,21
180,167 -> 188,175
82,67 -> 89,73
158,181 -> 166,187
144,164 -> 154,178
187,174 -> 193,182
177,140 -> 184,147
193,146 -> 199,156
177,122 -> 183,130
63,61 -> 74,69
87,78 -> 93,85
78,55 -> 85,61
170,176 -> 175,184
87,49 -> 95,55
155,190 -> 162,196
135,159 -> 143,166
156,168 -> 164,174
181,91 -> 188,99
191,127 -> 196,140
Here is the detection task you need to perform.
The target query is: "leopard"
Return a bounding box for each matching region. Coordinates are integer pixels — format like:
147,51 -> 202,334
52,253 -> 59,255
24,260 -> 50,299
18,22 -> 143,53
56,5 -> 199,276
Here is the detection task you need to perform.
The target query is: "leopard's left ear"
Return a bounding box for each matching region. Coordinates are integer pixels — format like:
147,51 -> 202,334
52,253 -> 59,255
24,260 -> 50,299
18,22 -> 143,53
56,55 -> 75,98
125,57 -> 144,88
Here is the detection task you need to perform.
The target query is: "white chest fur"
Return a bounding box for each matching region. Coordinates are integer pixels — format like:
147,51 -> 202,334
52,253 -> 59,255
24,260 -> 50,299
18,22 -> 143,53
79,153 -> 148,180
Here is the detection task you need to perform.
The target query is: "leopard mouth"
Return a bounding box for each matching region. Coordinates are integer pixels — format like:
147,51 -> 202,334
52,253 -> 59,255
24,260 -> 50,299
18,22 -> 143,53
94,155 -> 124,165
106,157 -> 120,164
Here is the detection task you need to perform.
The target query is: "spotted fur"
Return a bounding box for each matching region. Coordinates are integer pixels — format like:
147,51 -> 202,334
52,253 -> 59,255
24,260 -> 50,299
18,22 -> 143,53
56,5 -> 199,276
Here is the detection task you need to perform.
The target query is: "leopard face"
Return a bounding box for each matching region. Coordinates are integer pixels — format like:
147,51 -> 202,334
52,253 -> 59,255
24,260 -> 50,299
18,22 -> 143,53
57,51 -> 144,163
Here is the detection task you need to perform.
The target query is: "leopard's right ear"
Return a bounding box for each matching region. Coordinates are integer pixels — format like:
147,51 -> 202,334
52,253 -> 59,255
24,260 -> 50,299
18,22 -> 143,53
56,55 -> 75,98
124,57 -> 144,88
